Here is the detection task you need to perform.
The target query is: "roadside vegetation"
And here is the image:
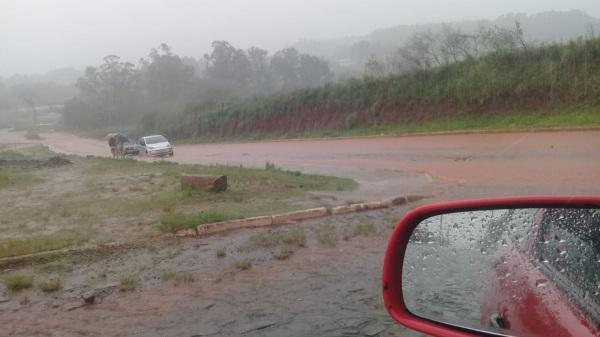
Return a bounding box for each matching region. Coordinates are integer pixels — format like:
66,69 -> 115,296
0,145 -> 355,259
174,36 -> 600,140
3,274 -> 34,291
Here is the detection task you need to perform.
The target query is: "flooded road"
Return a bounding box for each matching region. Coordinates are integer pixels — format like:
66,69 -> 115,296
2,129 -> 599,199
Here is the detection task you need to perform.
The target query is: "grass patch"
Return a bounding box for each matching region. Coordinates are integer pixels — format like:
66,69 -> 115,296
158,210 -> 232,233
119,274 -> 137,291
352,223 -> 377,237
248,230 -> 306,248
87,157 -> 356,192
232,259 -> 252,270
315,225 -> 337,247
216,248 -> 226,258
272,248 -> 294,260
161,271 -> 194,284
4,274 -> 34,291
38,277 -> 62,292
0,145 -> 55,160
0,169 -> 39,189
0,231 -> 88,258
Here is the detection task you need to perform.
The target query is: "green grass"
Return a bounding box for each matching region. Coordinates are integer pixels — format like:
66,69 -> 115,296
158,210 -> 231,233
88,157 -> 356,192
0,232 -> 88,258
161,271 -> 194,284
315,225 -> 337,247
248,230 -> 306,248
38,277 -> 62,292
216,248 -> 226,257
272,248 -> 295,260
119,274 -> 137,291
0,145 -> 55,160
3,274 -> 34,291
0,169 -> 40,189
352,223 -> 377,237
232,259 -> 252,270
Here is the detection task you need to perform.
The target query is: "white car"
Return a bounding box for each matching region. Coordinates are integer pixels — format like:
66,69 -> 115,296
138,135 -> 174,157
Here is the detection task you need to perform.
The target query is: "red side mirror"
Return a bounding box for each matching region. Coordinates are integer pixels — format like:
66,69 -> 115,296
382,196 -> 600,337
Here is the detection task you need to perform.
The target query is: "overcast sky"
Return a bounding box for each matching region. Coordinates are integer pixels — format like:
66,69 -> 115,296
1,0 -> 599,77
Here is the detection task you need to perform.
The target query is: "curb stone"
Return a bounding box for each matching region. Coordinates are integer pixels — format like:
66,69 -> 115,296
184,195 -> 428,238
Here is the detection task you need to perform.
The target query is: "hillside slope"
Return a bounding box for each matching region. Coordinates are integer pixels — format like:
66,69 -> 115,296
170,38 -> 600,141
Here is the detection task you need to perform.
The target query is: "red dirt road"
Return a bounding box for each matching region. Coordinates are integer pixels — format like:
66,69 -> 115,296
2,129 -> 599,197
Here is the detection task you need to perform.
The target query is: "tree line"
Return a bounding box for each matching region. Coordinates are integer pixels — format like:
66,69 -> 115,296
364,22 -> 532,77
63,42 -> 333,132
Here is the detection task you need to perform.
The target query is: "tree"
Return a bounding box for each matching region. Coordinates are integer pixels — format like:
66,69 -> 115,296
247,46 -> 272,93
204,41 -> 252,85
299,54 -> 333,87
140,43 -> 195,105
270,48 -> 301,91
364,55 -> 387,77
398,31 -> 442,71
74,55 -> 138,125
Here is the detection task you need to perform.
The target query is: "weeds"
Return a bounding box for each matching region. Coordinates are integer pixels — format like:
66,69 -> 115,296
4,274 -> 34,291
162,271 -> 194,284
158,210 -> 231,233
0,232 -> 88,259
38,277 -> 62,292
216,248 -> 226,257
272,248 -> 294,260
232,259 -> 252,270
119,275 -> 137,291
352,223 -> 377,237
248,230 -> 306,248
315,225 -> 337,247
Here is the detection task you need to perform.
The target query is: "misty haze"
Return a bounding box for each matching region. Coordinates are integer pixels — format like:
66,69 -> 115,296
0,1 -> 599,336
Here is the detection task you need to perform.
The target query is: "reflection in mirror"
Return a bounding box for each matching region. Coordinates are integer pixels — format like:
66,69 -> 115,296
402,208 -> 600,337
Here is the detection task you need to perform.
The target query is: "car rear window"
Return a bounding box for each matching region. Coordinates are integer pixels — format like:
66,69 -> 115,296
145,136 -> 167,144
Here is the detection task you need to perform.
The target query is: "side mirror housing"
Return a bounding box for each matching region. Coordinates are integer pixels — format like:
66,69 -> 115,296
383,196 -> 600,337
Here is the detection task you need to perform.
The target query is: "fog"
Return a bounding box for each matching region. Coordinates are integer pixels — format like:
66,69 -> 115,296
2,0 -> 600,76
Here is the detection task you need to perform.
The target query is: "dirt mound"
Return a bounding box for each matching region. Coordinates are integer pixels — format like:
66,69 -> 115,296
0,156 -> 72,169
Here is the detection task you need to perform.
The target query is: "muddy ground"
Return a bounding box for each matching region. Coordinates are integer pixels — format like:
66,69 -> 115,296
0,129 -> 599,336
0,205 -> 425,337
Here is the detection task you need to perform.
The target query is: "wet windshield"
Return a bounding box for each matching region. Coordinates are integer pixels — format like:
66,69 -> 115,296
1,1 -> 599,336
144,135 -> 167,144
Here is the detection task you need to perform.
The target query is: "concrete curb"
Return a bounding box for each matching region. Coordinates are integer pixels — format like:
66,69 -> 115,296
175,194 -> 429,238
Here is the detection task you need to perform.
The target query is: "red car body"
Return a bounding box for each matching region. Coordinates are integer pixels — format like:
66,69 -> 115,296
481,208 -> 599,337
382,196 -> 600,337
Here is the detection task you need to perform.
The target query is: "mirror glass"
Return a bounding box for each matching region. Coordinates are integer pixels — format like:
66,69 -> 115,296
402,208 -> 600,337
